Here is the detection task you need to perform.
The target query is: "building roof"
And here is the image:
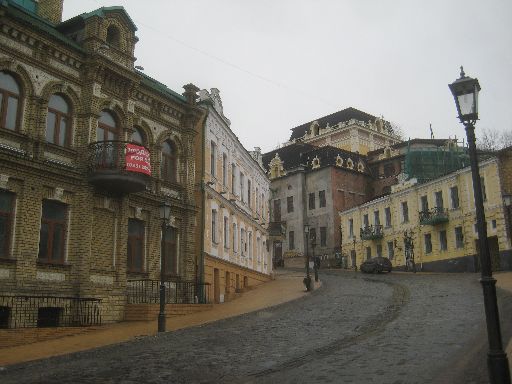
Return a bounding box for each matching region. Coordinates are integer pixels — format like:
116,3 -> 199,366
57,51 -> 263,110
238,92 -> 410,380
137,71 -> 186,103
262,142 -> 315,171
59,6 -> 137,32
289,107 -> 377,141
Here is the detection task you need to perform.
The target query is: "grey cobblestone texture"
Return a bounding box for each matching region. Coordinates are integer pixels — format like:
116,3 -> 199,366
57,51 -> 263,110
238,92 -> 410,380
1,270 -> 503,384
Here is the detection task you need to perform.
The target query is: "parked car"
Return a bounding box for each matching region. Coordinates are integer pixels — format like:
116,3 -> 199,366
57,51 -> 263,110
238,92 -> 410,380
360,257 -> 392,273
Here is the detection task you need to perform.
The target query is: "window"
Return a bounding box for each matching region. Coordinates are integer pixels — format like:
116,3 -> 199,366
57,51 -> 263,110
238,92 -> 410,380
349,218 -> 354,237
0,71 -> 21,131
384,163 -> 395,177
46,94 -> 71,147
492,220 -> 497,229
376,244 -> 382,257
106,25 -> 120,47
211,209 -> 217,244
97,110 -> 118,141
247,180 -> 251,206
0,306 -> 9,328
363,214 -> 369,228
224,216 -> 229,248
232,223 -> 237,252
424,233 -> 432,254
231,164 -> 236,194
0,191 -> 14,258
366,246 -> 371,260
288,231 -> 295,250
240,172 -> 245,201
385,207 -> 391,227
401,201 -> 409,223
309,193 -> 315,210
127,219 -> 144,272
481,177 -> 487,201
435,191 -> 444,210
161,140 -> 177,183
319,190 -> 326,208
163,226 -> 177,275
222,153 -> 228,186
320,227 -> 327,247
455,226 -> 464,249
273,199 -> 281,222
240,228 -> 246,255
38,200 -> 67,263
287,196 -> 294,213
420,195 -> 429,212
210,141 -> 216,177
309,228 -> 317,244
248,232 -> 252,258
439,230 -> 447,251
450,186 -> 460,209
131,126 -> 146,145
387,241 -> 394,260
374,210 -> 380,226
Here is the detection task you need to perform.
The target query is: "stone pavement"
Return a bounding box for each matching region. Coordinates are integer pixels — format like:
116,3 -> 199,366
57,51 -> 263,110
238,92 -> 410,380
1,268 -> 512,376
0,269 -> 314,366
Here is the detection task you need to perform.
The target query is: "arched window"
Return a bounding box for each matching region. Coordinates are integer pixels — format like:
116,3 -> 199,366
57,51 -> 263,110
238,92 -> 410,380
97,110 -> 118,141
46,94 -> 71,146
106,25 -> 120,48
0,71 -> 21,130
131,126 -> 145,145
161,140 -> 177,182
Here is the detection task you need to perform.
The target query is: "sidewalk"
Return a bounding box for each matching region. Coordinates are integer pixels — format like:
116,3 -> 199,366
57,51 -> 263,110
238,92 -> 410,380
0,269 -> 311,367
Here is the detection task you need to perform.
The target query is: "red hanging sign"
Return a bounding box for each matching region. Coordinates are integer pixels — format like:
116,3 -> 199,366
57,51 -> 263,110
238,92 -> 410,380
125,144 -> 151,175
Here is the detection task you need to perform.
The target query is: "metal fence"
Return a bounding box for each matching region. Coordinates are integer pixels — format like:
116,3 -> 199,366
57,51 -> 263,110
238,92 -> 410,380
0,295 -> 102,329
127,280 -> 212,304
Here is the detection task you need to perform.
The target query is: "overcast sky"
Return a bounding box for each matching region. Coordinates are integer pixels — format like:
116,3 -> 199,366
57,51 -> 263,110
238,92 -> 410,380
63,0 -> 512,153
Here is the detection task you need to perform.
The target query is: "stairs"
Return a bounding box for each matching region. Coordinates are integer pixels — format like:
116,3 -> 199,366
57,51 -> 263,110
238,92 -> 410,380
125,303 -> 213,321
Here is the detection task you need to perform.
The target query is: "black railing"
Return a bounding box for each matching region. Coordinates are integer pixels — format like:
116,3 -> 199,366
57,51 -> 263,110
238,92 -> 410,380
268,221 -> 287,237
87,140 -> 151,175
0,295 -> 101,329
419,207 -> 449,225
126,280 -> 212,305
360,225 -> 384,240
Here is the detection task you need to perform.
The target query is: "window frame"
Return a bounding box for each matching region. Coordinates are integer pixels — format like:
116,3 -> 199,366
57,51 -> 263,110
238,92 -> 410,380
161,140 -> 178,183
455,226 -> 464,249
0,191 -> 15,259
38,200 -> 67,264
288,230 -> 295,250
287,196 -> 294,213
46,94 -> 72,147
439,230 -> 448,251
0,71 -> 21,131
319,190 -> 326,208
320,226 -> 327,247
309,192 -> 315,210
450,186 -> 460,209
127,218 -> 145,273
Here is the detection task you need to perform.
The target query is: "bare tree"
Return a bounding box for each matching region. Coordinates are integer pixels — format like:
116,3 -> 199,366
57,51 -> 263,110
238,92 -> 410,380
476,128 -> 512,151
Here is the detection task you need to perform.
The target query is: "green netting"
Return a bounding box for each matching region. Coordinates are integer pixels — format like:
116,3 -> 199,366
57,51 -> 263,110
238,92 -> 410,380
405,145 -> 469,184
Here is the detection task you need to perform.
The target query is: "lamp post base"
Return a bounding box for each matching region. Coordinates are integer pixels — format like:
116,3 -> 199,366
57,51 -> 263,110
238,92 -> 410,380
158,313 -> 166,333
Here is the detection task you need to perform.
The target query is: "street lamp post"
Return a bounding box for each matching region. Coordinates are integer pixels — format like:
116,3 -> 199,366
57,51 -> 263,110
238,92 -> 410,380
312,236 -> 318,282
449,67 -> 511,384
158,202 -> 172,333
304,224 -> 312,291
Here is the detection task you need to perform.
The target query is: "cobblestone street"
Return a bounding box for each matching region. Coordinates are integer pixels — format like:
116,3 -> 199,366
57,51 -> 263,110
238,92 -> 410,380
2,270 -> 509,384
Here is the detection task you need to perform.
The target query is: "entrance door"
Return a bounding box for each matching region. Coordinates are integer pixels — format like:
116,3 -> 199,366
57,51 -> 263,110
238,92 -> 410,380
351,250 -> 356,268
213,268 -> 220,303
225,271 -> 231,295
274,241 -> 283,267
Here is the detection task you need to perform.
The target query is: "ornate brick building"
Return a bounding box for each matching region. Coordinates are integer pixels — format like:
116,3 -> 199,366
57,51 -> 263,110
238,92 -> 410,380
0,0 -> 204,329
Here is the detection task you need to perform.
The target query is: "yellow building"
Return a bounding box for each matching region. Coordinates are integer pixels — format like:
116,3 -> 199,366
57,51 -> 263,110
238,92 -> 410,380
340,150 -> 512,272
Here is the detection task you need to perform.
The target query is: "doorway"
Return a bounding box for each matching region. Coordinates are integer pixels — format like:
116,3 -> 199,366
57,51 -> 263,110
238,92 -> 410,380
213,268 -> 220,303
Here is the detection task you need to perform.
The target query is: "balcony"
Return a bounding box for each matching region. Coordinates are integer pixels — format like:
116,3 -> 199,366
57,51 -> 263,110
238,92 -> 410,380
360,225 -> 383,240
268,221 -> 287,239
419,207 -> 449,225
87,141 -> 151,195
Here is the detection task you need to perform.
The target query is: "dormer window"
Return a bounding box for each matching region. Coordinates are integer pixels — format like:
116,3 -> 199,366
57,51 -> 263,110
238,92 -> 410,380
106,25 -> 120,48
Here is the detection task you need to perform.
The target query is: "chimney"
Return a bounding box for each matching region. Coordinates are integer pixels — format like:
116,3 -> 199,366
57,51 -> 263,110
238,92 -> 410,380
37,0 -> 64,24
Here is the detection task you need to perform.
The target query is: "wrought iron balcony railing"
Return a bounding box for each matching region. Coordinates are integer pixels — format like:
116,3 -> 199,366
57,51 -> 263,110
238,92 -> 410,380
0,295 -> 101,329
126,280 -> 212,304
268,221 -> 287,238
419,207 -> 449,225
87,140 -> 151,195
360,224 -> 384,240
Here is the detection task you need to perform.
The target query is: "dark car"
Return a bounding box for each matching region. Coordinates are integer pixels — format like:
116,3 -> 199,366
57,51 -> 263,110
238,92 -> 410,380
360,257 -> 392,273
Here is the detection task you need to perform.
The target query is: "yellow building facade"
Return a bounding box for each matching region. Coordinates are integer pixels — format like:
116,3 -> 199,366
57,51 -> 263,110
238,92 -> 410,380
340,153 -> 512,272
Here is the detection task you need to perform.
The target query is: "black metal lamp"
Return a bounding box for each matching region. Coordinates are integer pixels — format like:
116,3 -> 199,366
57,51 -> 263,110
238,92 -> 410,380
303,224 -> 311,291
449,68 -> 510,384
158,201 -> 171,332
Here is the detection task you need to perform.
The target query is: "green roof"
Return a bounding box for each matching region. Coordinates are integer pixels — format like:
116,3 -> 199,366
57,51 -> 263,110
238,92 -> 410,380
5,1 -> 84,51
65,6 -> 137,32
137,71 -> 186,103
